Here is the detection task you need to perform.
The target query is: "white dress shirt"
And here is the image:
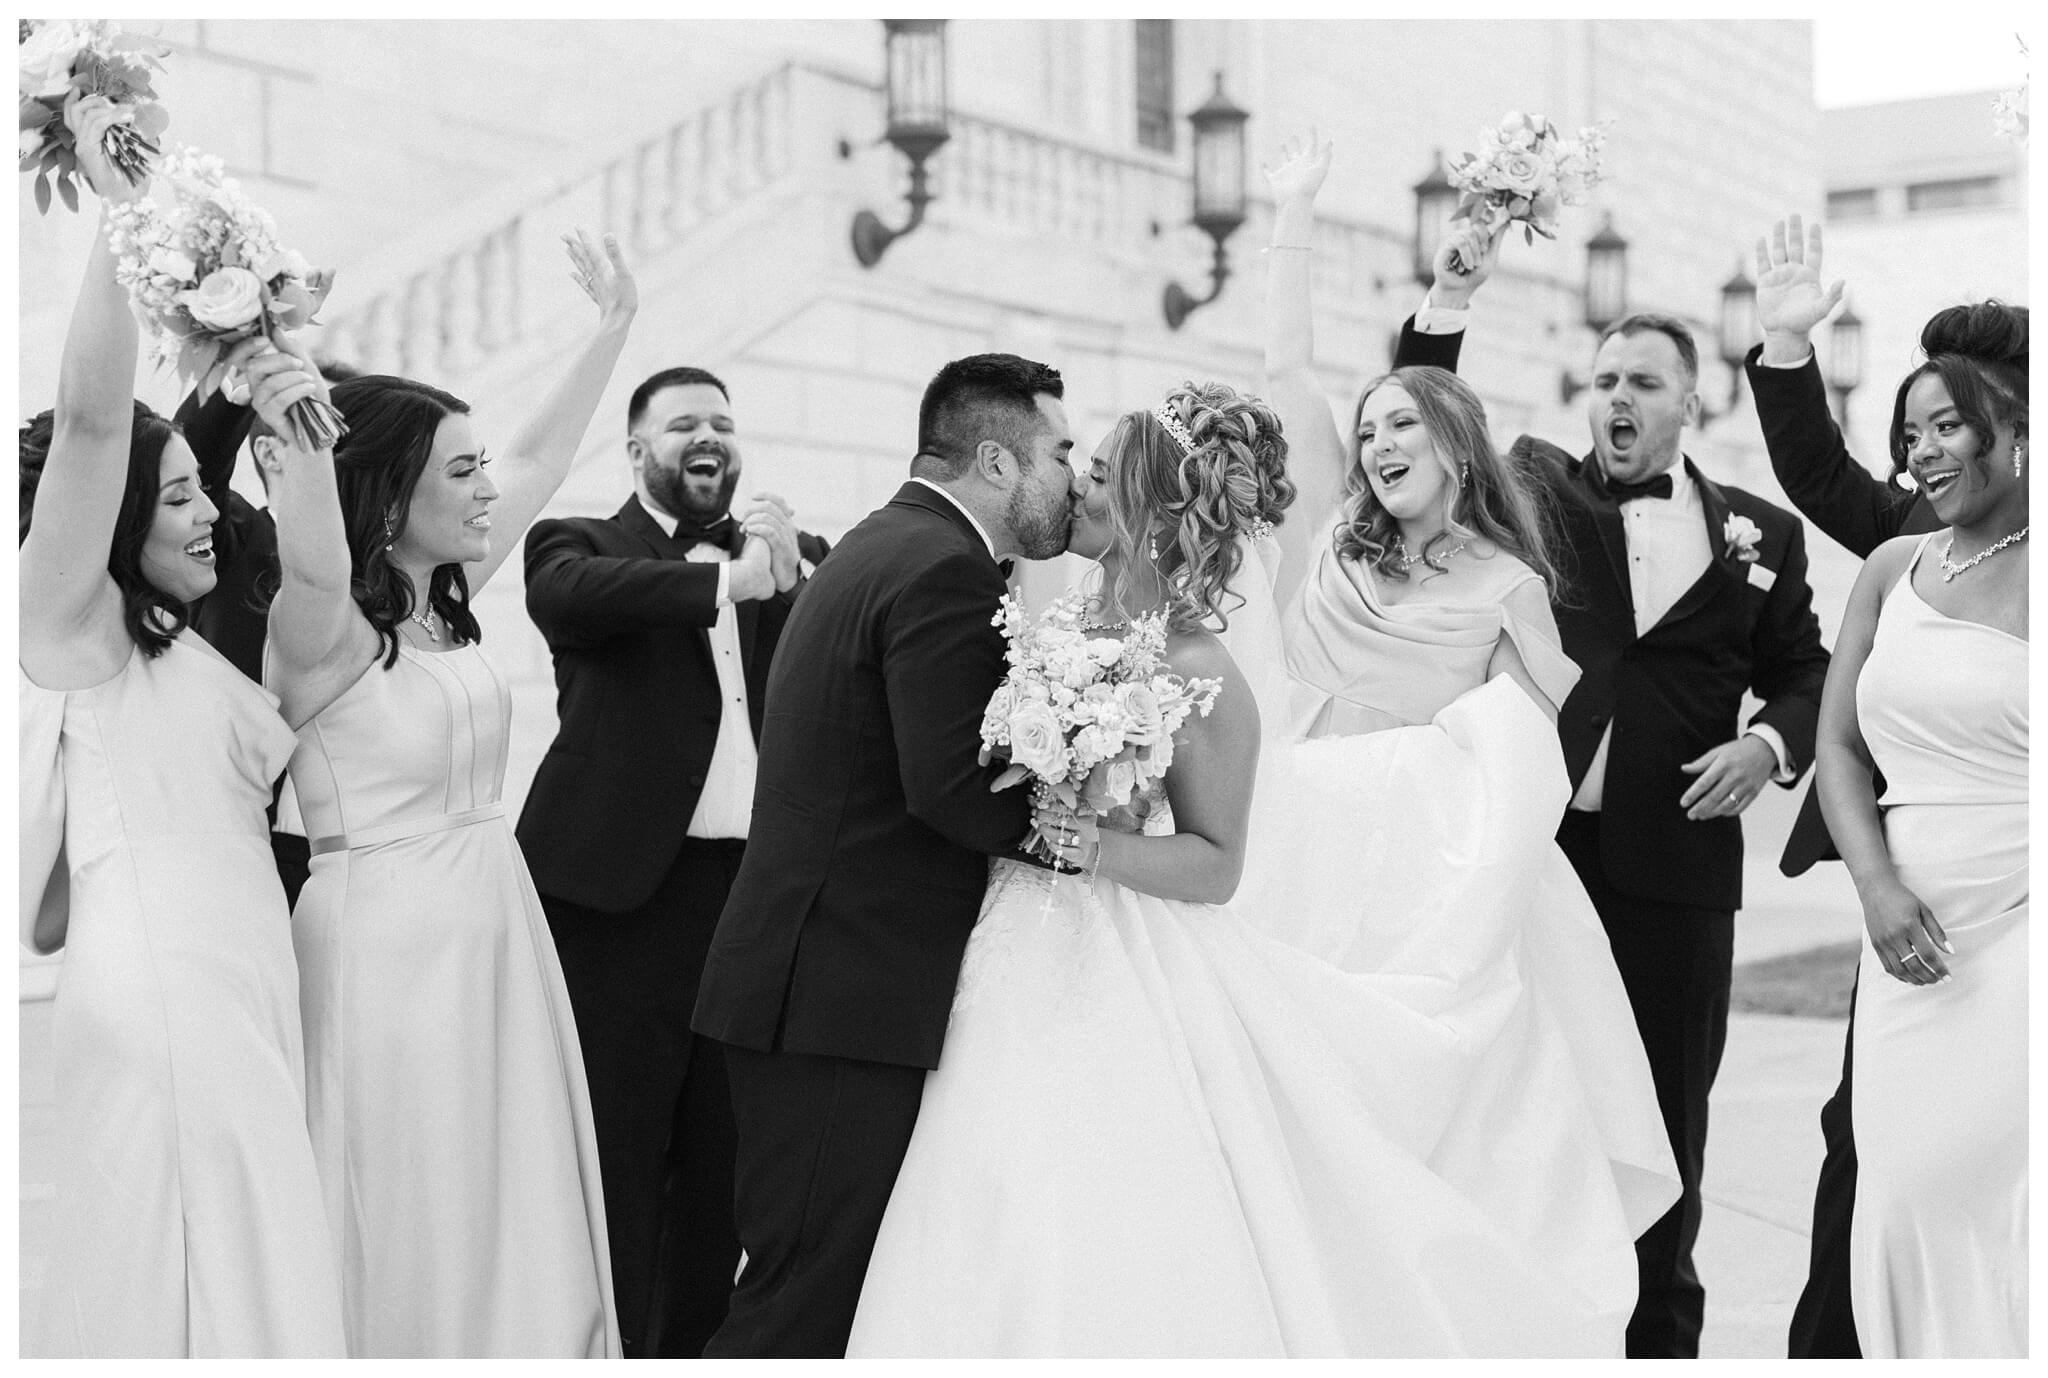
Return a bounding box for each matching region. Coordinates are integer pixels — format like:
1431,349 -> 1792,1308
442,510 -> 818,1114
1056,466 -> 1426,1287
909,477 -> 999,562
643,501 -> 755,840
1569,466 -> 1792,811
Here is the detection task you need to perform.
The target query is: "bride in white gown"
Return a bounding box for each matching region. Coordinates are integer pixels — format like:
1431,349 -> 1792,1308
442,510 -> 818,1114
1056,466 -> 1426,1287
846,380 -> 1678,1357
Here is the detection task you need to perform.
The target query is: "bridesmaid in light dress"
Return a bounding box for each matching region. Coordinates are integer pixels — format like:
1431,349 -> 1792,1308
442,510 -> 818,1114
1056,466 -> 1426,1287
18,95 -> 343,1357
249,231 -> 637,1356
1814,302 -> 2028,1358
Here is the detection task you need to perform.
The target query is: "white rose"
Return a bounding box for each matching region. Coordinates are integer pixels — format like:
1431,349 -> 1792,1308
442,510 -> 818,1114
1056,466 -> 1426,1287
19,22 -> 84,102
1006,700 -> 1068,781
1496,150 -> 1547,196
254,245 -> 313,283
175,266 -> 265,331
1102,757 -> 1139,807
1073,723 -> 1123,766
1084,637 -> 1123,668
1115,681 -> 1165,746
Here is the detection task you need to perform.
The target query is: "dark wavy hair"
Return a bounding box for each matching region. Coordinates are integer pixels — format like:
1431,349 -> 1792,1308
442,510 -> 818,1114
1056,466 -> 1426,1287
912,352 -> 1065,479
1887,301 -> 2029,488
19,400 -> 191,657
1102,380 -> 1296,635
324,375 -> 482,668
1335,365 -> 1561,593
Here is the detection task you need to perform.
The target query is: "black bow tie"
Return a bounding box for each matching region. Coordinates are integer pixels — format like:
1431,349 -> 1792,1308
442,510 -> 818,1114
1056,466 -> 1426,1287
1601,471 -> 1674,504
672,515 -> 743,556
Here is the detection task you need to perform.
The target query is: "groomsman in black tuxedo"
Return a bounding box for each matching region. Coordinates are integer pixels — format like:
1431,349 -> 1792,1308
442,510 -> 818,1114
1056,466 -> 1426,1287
517,366 -> 828,1358
1744,216 -> 1940,1361
1399,295 -> 1830,1358
692,353 -> 1075,1357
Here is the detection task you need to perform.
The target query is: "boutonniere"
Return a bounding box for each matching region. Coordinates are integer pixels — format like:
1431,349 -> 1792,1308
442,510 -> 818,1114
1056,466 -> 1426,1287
1723,514 -> 1763,564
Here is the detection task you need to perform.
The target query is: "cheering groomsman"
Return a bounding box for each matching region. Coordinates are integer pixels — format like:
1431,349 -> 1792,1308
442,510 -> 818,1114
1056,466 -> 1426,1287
518,366 -> 828,1358
1399,252 -> 1831,1358
1744,216 -> 1941,1360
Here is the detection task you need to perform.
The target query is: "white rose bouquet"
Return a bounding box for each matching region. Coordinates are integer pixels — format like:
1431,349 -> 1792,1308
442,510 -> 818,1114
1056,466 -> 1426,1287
1443,110 -> 1608,273
18,18 -> 168,212
979,590 -> 1221,863
104,146 -> 344,450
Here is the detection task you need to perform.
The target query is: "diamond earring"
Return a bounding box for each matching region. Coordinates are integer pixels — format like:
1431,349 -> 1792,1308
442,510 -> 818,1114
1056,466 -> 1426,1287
1147,534 -> 1160,562
2016,445 -> 2026,480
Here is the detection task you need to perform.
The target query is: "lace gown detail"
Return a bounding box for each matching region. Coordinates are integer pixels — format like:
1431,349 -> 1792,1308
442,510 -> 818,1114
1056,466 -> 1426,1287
19,636 -> 344,1357
1847,538 -> 2028,1357
288,642 -> 619,1357
849,538 -> 1678,1357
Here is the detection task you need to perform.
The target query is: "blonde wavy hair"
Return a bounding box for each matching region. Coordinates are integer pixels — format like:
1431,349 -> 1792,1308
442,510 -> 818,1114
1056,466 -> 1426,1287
1102,380 -> 1296,634
1335,365 -> 1560,591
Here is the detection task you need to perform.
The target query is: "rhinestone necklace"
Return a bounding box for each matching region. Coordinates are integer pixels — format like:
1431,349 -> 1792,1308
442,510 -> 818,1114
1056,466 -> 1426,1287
407,607 -> 441,641
1939,526 -> 2029,582
1393,538 -> 1470,572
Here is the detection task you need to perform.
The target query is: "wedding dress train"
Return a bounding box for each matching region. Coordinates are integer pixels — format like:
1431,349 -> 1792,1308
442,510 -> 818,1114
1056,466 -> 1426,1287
847,537 -> 1677,1357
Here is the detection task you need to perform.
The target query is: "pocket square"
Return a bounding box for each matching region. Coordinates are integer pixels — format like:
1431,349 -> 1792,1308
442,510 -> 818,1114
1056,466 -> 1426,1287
1747,562 -> 1777,592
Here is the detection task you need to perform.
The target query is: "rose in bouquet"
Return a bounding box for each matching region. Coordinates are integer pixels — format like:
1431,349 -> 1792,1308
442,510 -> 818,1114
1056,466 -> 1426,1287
19,18 -> 168,212
105,146 -> 345,450
979,590 -> 1221,864
1443,110 -> 1609,273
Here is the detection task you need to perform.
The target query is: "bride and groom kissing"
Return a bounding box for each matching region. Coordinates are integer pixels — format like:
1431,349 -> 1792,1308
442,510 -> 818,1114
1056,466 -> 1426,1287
689,352 -> 1681,1357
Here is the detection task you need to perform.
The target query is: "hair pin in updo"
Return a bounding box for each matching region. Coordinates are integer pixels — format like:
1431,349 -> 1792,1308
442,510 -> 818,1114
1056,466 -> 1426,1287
1151,401 -> 1197,458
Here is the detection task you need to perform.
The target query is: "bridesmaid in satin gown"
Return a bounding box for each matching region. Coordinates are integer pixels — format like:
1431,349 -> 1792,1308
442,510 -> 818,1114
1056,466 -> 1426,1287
1814,305 -> 2028,1358
17,97 -> 344,1357
252,231 -> 638,1356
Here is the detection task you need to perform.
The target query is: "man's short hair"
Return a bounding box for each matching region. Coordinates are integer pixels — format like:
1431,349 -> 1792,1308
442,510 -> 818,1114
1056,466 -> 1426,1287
914,353 -> 1064,480
629,366 -> 730,430
1597,313 -> 1700,387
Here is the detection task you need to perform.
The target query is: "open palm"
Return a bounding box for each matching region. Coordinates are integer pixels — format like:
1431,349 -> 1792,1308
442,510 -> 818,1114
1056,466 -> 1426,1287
1754,214 -> 1844,337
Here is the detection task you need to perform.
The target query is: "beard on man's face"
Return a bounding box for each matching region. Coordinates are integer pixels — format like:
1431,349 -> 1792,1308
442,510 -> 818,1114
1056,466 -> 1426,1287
1007,470 -> 1074,561
648,442 -> 740,522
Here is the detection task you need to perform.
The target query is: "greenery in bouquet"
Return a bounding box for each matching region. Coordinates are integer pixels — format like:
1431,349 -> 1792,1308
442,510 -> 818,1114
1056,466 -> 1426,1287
105,146 -> 346,450
1444,110 -> 1609,273
19,18 -> 169,212
980,590 -> 1221,862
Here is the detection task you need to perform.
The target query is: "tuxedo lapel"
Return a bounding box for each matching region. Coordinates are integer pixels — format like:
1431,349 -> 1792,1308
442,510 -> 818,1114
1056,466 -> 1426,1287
1645,460 -> 1745,637
620,494 -> 717,661
889,481 -> 1001,573
1572,458 -> 1636,612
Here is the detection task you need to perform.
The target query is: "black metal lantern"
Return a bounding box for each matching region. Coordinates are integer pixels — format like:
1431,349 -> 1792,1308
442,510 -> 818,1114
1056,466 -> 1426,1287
1829,300 -> 1865,430
1717,259 -> 1757,408
1411,151 -> 1458,287
1582,215 -> 1629,333
1162,71 -> 1250,330
851,19 -> 951,268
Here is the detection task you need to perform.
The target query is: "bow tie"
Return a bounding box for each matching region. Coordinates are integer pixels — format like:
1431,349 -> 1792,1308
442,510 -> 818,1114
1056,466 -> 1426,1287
672,516 -> 743,556
1600,471 -> 1674,504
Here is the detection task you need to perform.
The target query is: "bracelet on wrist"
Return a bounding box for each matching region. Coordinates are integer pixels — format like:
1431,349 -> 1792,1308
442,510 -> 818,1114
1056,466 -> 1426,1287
1263,243 -> 1313,255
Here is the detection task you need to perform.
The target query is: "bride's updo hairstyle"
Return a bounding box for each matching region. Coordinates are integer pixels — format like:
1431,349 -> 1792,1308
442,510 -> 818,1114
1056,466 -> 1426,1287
1335,365 -> 1559,591
18,399 -> 190,656
1103,379 -> 1295,633
319,374 -> 483,668
1887,301 -> 2028,487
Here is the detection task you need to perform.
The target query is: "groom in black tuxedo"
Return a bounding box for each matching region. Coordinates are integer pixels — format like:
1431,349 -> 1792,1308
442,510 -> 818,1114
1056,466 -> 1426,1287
1399,305 -> 1830,1357
692,353 -> 1077,1357
518,366 -> 828,1358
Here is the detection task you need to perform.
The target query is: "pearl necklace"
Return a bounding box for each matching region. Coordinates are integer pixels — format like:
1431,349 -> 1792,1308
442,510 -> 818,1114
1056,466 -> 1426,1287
407,607 -> 441,641
1393,537 -> 1469,572
1939,526 -> 2029,582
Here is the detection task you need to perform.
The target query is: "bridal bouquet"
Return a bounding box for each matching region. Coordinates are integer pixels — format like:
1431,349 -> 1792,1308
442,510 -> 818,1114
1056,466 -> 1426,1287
104,146 -> 345,449
19,18 -> 169,212
980,590 -> 1221,862
1443,110 -> 1608,272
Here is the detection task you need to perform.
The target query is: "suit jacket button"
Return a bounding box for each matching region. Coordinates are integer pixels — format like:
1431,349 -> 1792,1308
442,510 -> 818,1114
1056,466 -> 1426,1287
686,771 -> 707,788
1590,711 -> 1609,729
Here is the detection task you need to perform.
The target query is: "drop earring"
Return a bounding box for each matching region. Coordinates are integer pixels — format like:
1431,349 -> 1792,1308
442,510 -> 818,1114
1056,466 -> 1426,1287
2015,445 -> 2026,480
383,512 -> 397,551
1147,534 -> 1160,562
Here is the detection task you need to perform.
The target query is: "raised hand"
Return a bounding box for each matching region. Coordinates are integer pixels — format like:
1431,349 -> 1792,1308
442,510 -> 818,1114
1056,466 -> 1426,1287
64,92 -> 145,203
1754,213 -> 1845,356
241,335 -> 335,459
1262,128 -> 1332,207
1432,217 -> 1505,308
563,228 -> 638,328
